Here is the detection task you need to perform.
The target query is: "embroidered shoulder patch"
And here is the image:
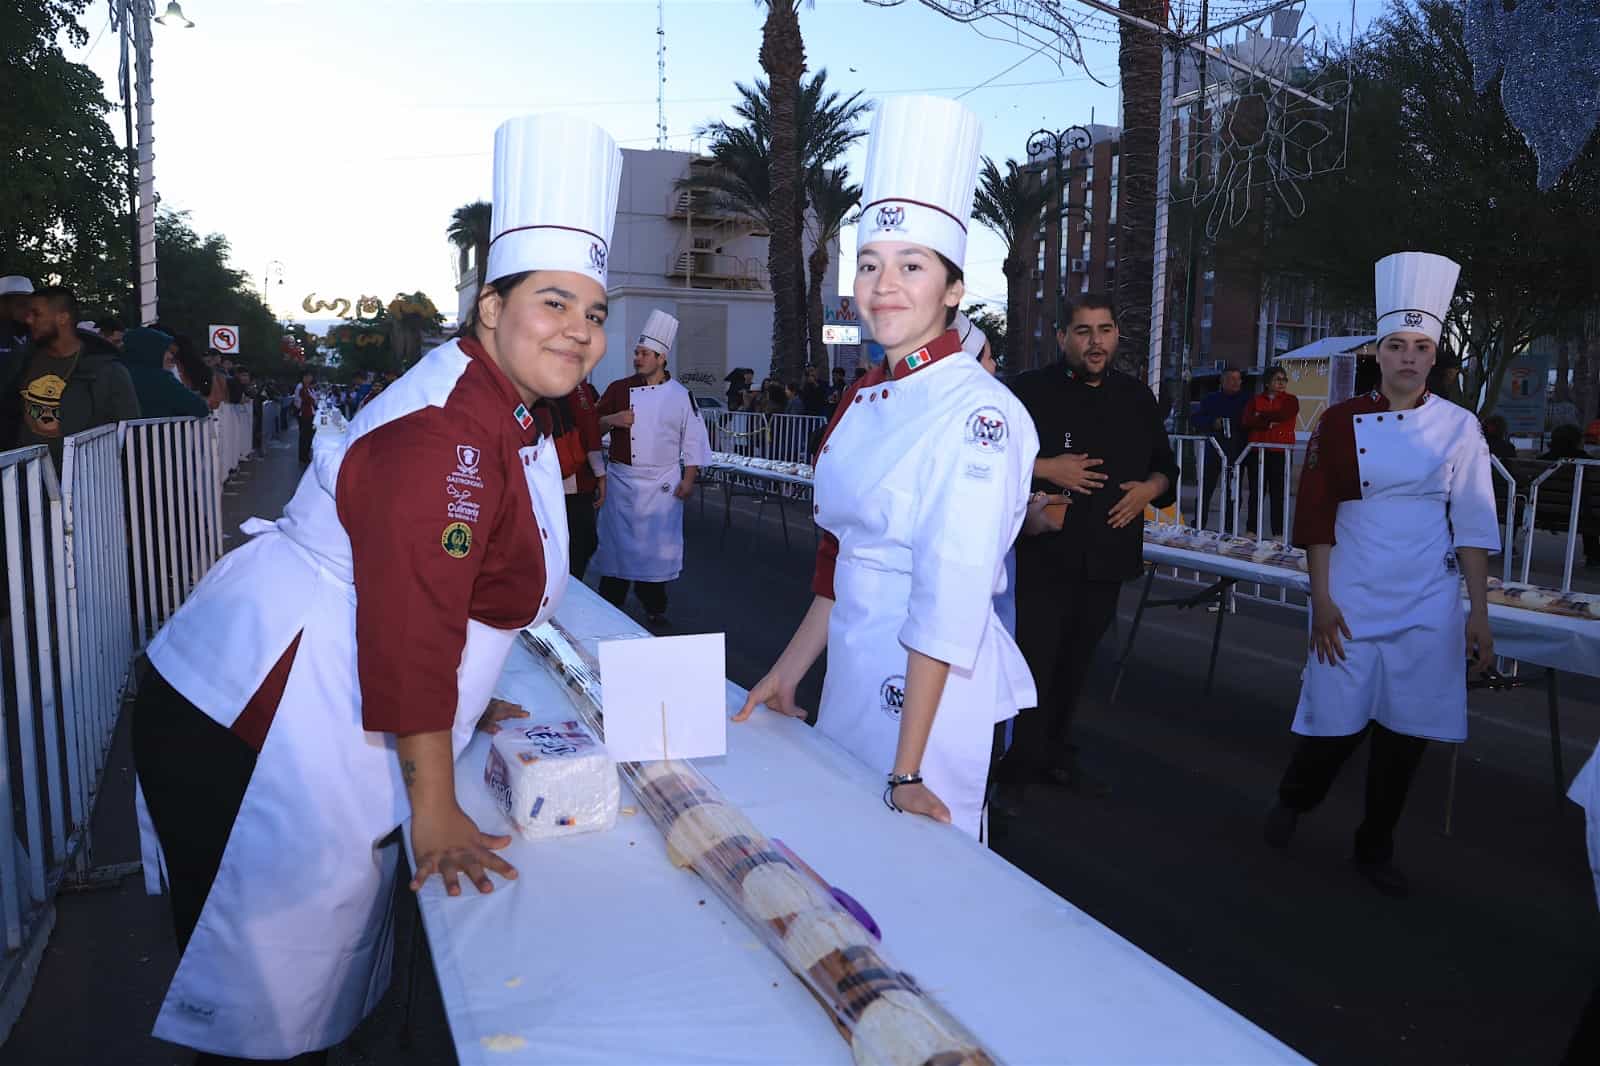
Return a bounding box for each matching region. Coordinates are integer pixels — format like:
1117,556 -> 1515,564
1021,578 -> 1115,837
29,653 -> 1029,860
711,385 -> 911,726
964,406 -> 1007,452
441,521 -> 473,559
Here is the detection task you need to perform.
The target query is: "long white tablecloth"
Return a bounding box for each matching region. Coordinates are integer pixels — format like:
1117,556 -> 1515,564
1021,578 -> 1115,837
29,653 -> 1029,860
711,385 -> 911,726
411,582 -> 1305,1065
1142,543 -> 1600,678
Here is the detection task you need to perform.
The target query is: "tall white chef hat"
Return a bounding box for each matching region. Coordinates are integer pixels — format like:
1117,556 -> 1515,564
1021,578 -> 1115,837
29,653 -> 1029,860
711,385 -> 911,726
953,311 -> 988,358
636,309 -> 678,356
857,95 -> 983,268
1374,251 -> 1460,346
486,114 -> 623,289
0,276 -> 34,297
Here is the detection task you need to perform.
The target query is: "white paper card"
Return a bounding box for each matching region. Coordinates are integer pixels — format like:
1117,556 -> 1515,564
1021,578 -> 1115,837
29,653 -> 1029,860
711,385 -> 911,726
627,384 -> 676,468
598,633 -> 727,762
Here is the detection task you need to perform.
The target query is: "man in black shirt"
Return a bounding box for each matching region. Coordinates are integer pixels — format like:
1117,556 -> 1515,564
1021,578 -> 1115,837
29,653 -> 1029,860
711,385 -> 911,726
995,294 -> 1178,809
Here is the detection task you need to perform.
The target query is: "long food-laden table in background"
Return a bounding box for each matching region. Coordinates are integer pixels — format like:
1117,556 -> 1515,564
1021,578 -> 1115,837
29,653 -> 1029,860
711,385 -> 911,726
407,581 -> 1307,1066
697,452 -> 815,549
1125,525 -> 1600,794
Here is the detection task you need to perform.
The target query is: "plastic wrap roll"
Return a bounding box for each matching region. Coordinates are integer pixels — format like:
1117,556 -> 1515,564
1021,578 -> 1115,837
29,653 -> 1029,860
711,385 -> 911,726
522,623 -> 996,1066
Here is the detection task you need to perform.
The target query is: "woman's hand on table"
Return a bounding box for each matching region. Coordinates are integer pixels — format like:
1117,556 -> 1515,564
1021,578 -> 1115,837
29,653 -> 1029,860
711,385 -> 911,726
890,781 -> 951,824
1465,608 -> 1494,673
477,698 -> 530,735
1310,595 -> 1352,664
733,667 -> 808,722
409,803 -> 517,896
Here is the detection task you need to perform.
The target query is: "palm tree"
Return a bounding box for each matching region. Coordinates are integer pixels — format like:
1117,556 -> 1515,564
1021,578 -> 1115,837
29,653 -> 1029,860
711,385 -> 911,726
972,157 -> 1052,371
447,200 -> 492,290
805,167 -> 861,370
757,0 -> 811,382
1116,0 -> 1166,381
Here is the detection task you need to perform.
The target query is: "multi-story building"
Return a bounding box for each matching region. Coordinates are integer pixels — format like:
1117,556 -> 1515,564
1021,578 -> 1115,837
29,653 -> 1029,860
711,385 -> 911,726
455,148 -> 838,396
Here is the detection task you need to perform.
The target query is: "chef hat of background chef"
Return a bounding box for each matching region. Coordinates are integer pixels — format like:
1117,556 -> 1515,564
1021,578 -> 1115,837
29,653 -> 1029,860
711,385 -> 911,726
637,309 -> 678,356
953,311 -> 988,358
0,276 -> 34,296
1374,251 -> 1460,346
856,96 -> 983,268
485,114 -> 623,289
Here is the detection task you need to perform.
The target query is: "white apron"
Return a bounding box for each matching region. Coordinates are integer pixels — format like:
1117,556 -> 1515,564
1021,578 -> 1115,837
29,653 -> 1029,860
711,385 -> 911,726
1292,396 -> 1499,743
140,424 -> 569,1058
814,356 -> 1037,838
1570,745 -> 1600,912
591,378 -> 709,583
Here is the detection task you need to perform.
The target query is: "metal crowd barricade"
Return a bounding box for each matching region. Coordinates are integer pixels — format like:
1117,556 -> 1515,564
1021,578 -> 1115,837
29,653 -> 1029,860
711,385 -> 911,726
765,413 -> 825,465
1490,455 -> 1518,584
1227,441 -> 1302,608
121,417 -> 225,649
1519,457 -> 1598,592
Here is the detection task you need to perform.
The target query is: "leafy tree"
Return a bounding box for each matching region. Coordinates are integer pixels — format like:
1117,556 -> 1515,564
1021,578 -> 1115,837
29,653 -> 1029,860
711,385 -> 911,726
756,0 -> 811,382
447,200 -> 491,288
152,210 -> 280,373
964,303 -> 1009,367
972,158 -> 1052,372
1,1 -> 131,315
1266,0 -> 1600,413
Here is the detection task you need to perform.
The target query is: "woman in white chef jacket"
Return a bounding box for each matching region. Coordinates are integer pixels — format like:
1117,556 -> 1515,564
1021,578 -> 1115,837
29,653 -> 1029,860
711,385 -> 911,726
130,115 -> 622,1063
1264,251 -> 1499,898
735,96 -> 1039,839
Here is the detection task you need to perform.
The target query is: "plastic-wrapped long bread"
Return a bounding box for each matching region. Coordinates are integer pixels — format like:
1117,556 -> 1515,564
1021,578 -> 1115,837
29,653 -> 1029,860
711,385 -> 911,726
522,622 -> 997,1066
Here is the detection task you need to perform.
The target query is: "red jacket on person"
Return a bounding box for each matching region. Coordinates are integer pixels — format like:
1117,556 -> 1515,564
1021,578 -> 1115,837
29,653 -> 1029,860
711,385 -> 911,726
1243,391 -> 1299,446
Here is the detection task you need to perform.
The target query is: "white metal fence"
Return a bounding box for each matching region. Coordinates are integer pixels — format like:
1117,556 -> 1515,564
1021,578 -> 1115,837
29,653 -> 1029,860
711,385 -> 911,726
701,411 -> 825,465
1,406 -> 253,976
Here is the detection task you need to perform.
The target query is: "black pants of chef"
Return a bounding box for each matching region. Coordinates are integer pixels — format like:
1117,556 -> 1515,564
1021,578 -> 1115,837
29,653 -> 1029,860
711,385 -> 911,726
565,491 -> 598,580
133,666 -> 330,1066
297,414 -> 314,464
1245,449 -> 1287,538
599,576 -> 667,616
995,569 -> 1123,783
1277,721 -> 1428,864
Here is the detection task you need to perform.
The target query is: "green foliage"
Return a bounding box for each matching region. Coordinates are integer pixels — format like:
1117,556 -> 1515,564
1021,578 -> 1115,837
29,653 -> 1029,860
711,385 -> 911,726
152,210 -> 280,373
964,303 -> 1009,365
0,1 -> 131,314
1267,0 -> 1600,411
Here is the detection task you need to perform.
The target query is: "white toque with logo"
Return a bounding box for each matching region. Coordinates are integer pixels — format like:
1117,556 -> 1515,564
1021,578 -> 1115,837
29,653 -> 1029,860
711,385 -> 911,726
1374,251 -> 1460,346
856,95 -> 983,268
486,114 -> 623,288
637,309 -> 679,356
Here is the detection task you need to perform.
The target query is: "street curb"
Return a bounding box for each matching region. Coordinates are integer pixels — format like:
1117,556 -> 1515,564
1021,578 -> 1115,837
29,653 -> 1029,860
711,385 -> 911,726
0,902 -> 56,1046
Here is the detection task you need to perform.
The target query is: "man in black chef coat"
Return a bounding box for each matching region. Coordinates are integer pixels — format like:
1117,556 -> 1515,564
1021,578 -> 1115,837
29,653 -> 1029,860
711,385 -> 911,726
994,294 -> 1178,811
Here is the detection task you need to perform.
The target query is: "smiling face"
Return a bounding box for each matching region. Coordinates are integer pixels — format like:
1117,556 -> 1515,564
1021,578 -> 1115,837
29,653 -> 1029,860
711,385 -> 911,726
1376,331 -> 1436,393
477,271 -> 608,403
853,242 -> 963,359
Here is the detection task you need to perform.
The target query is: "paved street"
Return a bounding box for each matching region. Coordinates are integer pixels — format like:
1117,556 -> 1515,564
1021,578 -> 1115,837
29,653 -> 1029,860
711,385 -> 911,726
3,433 -> 1598,1064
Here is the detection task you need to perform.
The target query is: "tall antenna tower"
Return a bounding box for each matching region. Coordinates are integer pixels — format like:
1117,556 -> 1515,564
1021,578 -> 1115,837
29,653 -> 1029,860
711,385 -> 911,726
656,0 -> 668,149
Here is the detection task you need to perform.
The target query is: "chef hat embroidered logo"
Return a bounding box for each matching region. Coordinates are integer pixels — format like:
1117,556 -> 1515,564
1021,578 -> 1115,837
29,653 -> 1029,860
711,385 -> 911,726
1403,311 -> 1424,329
964,406 -> 1008,452
879,675 -> 906,721
486,114 -> 623,288
857,95 -> 983,267
456,445 -> 481,475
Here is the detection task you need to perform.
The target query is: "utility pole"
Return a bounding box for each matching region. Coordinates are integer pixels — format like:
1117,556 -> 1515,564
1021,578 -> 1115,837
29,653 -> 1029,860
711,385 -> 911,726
656,0 -> 668,150
1027,125 -> 1092,364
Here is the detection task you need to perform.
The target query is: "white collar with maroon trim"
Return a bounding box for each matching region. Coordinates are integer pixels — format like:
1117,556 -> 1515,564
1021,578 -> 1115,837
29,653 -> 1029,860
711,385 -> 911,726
891,328 -> 965,381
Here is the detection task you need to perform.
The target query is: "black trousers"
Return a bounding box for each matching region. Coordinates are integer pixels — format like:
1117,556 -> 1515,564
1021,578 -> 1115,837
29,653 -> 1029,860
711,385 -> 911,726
1277,721 -> 1429,864
133,667 -> 332,1065
565,491 -> 598,580
1201,459 -> 1235,529
996,568 -> 1123,783
1245,449 -> 1288,537
297,414 -> 314,464
599,576 -> 668,616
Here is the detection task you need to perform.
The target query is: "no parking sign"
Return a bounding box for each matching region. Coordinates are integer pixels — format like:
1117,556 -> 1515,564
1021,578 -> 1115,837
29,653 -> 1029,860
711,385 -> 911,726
208,324 -> 240,354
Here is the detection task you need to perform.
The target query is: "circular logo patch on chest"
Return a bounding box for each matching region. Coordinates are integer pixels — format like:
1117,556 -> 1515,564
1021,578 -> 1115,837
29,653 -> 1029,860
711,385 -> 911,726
441,521 -> 473,559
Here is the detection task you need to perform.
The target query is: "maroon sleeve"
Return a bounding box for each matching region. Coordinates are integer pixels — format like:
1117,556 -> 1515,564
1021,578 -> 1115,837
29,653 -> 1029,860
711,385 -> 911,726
597,378 -> 633,465
337,409 -> 502,735
1291,404 -> 1357,549
574,385 -> 603,453
807,373 -> 883,601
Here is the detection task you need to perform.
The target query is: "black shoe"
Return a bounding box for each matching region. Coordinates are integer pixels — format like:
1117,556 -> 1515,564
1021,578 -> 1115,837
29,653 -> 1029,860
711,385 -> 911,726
645,612 -> 670,630
1352,857 -> 1410,898
1263,803 -> 1299,849
991,781 -> 1027,820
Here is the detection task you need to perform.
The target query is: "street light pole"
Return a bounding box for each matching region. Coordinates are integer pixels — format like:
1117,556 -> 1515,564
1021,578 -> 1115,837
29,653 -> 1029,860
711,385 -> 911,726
1026,124 -> 1092,368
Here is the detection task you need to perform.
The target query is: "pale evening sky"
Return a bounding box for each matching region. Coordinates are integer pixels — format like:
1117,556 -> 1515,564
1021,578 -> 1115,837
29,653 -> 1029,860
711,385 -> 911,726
68,0 -> 1380,326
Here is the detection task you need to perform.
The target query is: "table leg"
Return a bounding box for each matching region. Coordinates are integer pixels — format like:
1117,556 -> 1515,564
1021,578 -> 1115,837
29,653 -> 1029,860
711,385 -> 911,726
1549,667 -> 1566,797
1109,567 -> 1158,706
1443,743 -> 1459,837
1203,581 -> 1232,695
777,491 -> 791,549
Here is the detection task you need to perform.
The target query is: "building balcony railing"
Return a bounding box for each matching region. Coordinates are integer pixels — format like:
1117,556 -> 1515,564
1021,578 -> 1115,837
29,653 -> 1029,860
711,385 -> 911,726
665,188 -> 766,233
665,250 -> 769,290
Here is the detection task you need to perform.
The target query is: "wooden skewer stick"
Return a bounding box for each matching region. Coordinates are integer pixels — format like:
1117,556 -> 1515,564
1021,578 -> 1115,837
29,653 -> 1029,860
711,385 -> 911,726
660,700 -> 668,762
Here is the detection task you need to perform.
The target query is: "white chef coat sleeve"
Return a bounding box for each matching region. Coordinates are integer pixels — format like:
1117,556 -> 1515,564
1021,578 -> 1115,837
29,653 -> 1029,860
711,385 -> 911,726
680,391 -> 711,467
1449,416 -> 1502,551
899,394 -> 1039,671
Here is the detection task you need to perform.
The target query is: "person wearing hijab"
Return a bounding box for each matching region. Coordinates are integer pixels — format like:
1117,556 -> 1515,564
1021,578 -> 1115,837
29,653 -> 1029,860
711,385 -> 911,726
119,326 -> 209,418
736,96 -> 1038,839
1263,252 -> 1499,898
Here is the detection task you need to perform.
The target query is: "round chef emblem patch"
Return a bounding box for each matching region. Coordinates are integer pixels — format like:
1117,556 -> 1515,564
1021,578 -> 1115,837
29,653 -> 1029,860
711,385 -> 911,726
1402,310 -> 1424,329
964,406 -> 1008,452
441,521 -> 473,559
879,675 -> 906,721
